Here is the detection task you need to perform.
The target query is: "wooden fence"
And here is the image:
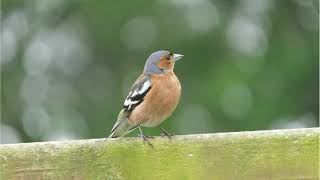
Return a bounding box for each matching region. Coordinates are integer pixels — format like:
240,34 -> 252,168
1,128 -> 319,179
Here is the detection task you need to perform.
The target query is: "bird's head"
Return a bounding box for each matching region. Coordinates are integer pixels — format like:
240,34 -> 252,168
143,50 -> 183,74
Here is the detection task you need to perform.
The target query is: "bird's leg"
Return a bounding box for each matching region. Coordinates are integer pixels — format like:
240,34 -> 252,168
159,127 -> 174,140
137,125 -> 153,147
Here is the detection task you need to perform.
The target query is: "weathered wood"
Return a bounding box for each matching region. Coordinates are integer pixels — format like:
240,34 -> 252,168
0,128 -> 319,179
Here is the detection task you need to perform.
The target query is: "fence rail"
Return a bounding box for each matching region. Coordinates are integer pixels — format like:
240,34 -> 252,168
1,128 -> 319,179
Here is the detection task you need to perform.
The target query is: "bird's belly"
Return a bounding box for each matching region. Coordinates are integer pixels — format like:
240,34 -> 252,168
140,104 -> 173,127
141,96 -> 179,127
140,118 -> 163,127
129,73 -> 181,127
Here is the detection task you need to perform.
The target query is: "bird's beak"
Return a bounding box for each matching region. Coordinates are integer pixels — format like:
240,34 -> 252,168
173,53 -> 184,61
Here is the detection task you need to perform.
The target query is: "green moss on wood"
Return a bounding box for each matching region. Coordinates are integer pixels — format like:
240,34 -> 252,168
1,128 -> 319,179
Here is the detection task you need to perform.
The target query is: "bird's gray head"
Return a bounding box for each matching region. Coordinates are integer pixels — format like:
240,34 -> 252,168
143,50 -> 184,74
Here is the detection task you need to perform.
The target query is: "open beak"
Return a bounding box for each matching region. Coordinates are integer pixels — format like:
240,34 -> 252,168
173,53 -> 184,62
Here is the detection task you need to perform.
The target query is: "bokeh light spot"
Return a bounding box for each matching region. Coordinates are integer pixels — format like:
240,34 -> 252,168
120,17 -> 157,51
226,16 -> 268,57
175,104 -> 213,134
22,106 -> 51,139
0,124 -> 22,144
220,83 -> 253,120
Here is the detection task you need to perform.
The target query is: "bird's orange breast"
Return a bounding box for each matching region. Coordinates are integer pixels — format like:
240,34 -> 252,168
129,72 -> 181,127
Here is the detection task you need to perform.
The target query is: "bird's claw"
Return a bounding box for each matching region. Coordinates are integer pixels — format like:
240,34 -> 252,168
160,128 -> 174,140
160,133 -> 174,139
138,134 -> 154,148
137,134 -> 154,139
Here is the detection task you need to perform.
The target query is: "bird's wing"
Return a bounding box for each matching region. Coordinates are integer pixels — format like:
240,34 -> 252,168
110,74 -> 152,136
122,74 -> 152,112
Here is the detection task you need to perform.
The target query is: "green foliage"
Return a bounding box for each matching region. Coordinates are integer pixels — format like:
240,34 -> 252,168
1,0 -> 318,143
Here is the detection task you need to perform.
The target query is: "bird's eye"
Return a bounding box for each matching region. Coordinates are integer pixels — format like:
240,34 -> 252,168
166,53 -> 172,60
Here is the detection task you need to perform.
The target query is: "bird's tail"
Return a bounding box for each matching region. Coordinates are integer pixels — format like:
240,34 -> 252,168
109,109 -> 136,138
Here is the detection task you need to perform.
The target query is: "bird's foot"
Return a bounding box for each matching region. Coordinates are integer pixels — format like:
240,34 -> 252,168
160,127 -> 174,140
138,134 -> 154,148
137,125 -> 153,147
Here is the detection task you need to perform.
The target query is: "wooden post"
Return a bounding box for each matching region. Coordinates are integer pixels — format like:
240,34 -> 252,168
1,128 -> 319,179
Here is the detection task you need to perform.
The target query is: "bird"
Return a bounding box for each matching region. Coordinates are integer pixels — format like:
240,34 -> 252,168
109,50 -> 183,146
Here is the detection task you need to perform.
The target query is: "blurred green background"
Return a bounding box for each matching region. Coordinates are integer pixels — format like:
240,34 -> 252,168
1,0 -> 319,143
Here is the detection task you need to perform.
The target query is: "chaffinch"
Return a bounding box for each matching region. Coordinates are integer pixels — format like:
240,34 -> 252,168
109,50 -> 183,146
